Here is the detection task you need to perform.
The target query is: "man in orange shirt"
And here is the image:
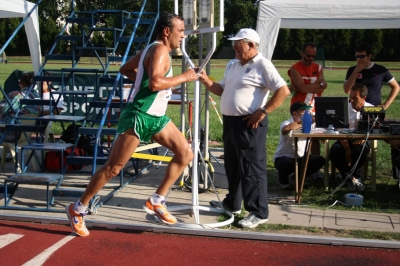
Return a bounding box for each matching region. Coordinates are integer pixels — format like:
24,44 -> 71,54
289,42 -> 327,110
288,42 -> 328,179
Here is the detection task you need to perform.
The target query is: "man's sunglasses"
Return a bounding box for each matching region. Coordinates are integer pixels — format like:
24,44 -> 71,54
355,55 -> 367,59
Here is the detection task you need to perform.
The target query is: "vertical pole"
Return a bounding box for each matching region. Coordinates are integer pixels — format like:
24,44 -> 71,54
181,38 -> 200,224
192,80 -> 201,224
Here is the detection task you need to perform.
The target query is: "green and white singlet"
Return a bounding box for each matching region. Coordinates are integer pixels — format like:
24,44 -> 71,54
117,41 -> 173,140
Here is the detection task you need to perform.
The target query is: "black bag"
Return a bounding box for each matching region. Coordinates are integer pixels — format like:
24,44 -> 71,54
60,124 -> 106,157
60,124 -> 81,144
77,134 -> 106,157
391,147 -> 400,179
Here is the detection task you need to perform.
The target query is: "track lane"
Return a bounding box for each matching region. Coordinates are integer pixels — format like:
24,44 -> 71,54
0,220 -> 399,265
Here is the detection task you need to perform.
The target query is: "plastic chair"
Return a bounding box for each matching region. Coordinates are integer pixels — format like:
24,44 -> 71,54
1,114 -> 39,172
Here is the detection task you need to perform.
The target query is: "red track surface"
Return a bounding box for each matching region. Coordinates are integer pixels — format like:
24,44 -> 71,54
0,220 -> 399,265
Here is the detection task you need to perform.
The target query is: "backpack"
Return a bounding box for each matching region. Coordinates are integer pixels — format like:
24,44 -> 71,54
44,147 -> 85,171
77,134 -> 106,157
60,124 -> 106,157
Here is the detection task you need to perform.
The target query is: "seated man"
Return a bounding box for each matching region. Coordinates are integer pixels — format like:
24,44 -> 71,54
0,71 -> 40,160
274,102 -> 325,189
0,71 -> 40,124
329,84 -> 373,191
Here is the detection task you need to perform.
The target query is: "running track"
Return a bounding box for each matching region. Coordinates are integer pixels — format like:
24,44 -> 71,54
0,220 -> 399,265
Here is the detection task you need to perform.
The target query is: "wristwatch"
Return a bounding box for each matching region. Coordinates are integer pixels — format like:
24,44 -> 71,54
260,106 -> 268,114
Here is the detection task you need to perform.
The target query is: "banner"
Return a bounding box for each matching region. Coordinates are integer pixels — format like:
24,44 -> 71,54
52,74 -> 131,118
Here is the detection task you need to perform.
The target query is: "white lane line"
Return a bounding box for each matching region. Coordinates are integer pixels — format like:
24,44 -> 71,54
22,233 -> 75,266
0,233 -> 24,249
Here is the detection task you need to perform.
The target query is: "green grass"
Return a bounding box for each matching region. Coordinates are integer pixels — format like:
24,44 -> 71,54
216,213 -> 400,241
1,57 -> 399,214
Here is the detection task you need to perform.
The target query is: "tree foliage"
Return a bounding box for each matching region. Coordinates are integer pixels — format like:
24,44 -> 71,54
0,0 -> 400,61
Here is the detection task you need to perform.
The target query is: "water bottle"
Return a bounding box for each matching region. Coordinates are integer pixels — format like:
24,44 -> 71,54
199,0 -> 211,23
183,0 -> 193,25
302,109 -> 312,133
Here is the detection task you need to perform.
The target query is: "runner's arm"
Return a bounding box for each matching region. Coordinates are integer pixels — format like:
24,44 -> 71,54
147,45 -> 197,91
119,51 -> 142,81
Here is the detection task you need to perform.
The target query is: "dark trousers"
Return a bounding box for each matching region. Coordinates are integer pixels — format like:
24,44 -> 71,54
329,140 -> 370,179
274,155 -> 325,184
222,115 -> 269,219
391,147 -> 400,179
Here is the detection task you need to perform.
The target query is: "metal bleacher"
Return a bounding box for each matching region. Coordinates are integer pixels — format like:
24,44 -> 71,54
1,0 -> 160,212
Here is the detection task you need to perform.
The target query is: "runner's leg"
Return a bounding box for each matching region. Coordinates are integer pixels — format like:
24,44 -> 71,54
79,129 -> 140,205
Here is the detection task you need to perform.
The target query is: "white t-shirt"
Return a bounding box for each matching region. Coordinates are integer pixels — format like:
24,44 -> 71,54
348,101 -> 373,129
43,91 -> 64,113
219,54 -> 286,116
274,118 -> 307,160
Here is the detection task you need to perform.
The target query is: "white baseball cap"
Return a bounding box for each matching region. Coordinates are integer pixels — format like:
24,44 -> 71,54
227,28 -> 260,44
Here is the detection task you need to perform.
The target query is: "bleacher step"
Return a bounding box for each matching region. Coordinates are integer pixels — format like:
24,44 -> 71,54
52,187 -> 85,198
66,156 -> 109,165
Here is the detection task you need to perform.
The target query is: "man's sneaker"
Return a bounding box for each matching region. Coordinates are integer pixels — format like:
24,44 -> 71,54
238,213 -> 268,228
143,197 -> 177,225
312,170 -> 324,180
65,203 -> 89,237
352,178 -> 365,191
209,200 -> 241,215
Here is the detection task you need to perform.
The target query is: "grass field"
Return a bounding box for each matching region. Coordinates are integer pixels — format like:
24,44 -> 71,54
0,57 -> 399,214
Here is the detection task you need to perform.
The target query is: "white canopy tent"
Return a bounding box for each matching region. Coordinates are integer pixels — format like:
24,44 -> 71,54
256,0 -> 400,60
0,0 -> 42,73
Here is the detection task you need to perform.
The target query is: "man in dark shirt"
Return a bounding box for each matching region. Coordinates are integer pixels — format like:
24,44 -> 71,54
343,42 -> 399,110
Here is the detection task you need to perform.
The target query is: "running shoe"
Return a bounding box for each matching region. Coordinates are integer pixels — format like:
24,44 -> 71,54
238,213 -> 268,228
143,197 -> 177,225
66,203 -> 89,237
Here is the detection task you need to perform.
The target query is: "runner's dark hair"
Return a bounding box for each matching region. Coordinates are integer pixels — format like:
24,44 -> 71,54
152,12 -> 183,41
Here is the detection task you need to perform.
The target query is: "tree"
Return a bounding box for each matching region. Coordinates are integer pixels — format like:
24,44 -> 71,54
224,0 -> 258,44
0,18 -> 23,54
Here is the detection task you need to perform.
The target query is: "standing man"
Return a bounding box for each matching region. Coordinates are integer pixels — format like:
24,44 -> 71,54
343,42 -> 399,110
288,42 -> 328,179
199,28 -> 290,228
329,84 -> 373,190
66,12 -> 199,237
289,42 -> 327,108
274,102 -> 325,189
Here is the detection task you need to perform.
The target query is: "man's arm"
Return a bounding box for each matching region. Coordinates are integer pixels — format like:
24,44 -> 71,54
264,85 -> 291,114
119,52 -> 141,81
289,67 -> 325,94
198,70 -> 224,96
146,45 -> 198,91
282,121 -> 301,135
243,85 -> 291,129
382,79 -> 400,110
317,68 -> 328,90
